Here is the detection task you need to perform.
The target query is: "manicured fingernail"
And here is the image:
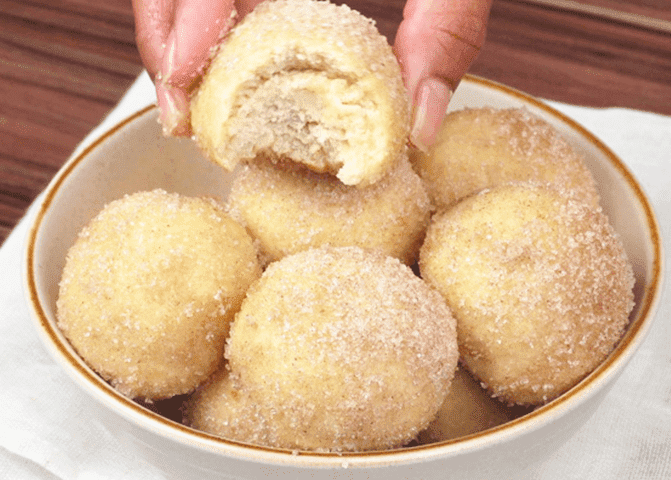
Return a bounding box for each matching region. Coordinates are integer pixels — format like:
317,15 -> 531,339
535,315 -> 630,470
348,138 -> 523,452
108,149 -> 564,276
156,82 -> 189,136
410,78 -> 452,153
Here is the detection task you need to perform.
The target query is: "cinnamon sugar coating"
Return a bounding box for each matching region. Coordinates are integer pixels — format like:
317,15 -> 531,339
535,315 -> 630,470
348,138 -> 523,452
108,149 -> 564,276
420,183 -> 634,405
56,190 -> 262,400
192,246 -> 459,452
227,154 -> 431,265
190,0 -> 410,186
186,369 -> 267,447
410,107 -> 601,211
417,367 -> 524,443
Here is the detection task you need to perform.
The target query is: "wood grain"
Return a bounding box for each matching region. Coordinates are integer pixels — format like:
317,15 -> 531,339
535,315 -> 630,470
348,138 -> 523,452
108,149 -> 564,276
471,0 -> 671,112
1,0 -> 670,244
0,0 -> 142,243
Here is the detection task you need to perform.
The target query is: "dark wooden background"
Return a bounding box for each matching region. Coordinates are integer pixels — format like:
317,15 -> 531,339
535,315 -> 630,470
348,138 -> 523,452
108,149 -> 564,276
2,0 -> 670,245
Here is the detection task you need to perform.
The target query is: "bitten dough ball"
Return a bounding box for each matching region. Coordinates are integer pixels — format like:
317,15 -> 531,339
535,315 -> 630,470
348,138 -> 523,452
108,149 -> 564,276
420,183 -> 635,405
191,246 -> 459,452
410,107 -> 600,211
191,0 -> 410,186
227,155 -> 432,265
56,190 -> 262,400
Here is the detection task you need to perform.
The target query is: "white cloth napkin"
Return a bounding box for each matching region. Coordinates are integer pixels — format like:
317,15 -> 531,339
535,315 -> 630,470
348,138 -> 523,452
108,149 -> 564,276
2,72 -> 670,479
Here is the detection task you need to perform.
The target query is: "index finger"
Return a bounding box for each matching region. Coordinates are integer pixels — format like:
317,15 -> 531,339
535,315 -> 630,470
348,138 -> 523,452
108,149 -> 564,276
395,0 -> 491,101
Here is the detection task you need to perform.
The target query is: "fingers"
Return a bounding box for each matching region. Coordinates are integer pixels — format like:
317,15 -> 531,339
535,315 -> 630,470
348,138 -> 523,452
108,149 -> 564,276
235,0 -> 266,17
162,0 -> 237,89
133,0 -> 238,136
158,0 -> 236,135
156,80 -> 191,136
135,0 -> 488,141
394,0 -> 492,151
132,0 -> 175,80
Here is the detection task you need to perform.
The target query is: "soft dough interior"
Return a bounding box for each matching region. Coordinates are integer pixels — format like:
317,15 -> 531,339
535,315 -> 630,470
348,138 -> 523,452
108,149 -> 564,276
223,56 -> 384,181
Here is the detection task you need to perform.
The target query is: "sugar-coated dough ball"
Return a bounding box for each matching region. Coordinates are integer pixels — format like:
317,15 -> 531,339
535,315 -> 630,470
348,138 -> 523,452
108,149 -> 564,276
57,190 -> 262,400
420,183 -> 635,405
195,246 -> 459,452
187,369 -> 267,446
410,108 -> 600,210
417,367 -> 522,443
227,155 -> 431,265
191,0 -> 410,186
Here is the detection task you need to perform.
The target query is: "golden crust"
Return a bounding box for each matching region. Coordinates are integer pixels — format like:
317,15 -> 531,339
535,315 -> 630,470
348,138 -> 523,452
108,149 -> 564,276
420,183 -> 634,405
417,367 -> 524,443
410,107 -> 601,210
191,0 -> 410,186
202,246 -> 459,452
227,154 -> 431,265
187,369 -> 269,447
56,190 -> 262,400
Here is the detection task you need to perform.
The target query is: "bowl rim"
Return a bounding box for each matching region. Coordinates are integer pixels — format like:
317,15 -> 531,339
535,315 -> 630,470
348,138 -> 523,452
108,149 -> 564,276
23,74 -> 665,469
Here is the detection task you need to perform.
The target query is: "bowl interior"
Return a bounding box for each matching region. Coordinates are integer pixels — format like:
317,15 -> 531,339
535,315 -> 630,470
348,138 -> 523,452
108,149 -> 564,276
24,75 -> 663,469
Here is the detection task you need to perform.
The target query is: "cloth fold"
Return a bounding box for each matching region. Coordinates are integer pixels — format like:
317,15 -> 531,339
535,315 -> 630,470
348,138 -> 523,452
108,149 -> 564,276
2,71 -> 670,479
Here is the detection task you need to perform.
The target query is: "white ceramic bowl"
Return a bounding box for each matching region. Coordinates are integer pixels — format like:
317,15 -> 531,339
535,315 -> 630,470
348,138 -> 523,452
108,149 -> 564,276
23,75 -> 664,479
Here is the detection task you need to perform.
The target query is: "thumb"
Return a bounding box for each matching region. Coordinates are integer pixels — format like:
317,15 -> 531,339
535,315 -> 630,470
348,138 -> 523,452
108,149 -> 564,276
161,0 -> 237,89
394,0 -> 491,151
156,0 -> 236,136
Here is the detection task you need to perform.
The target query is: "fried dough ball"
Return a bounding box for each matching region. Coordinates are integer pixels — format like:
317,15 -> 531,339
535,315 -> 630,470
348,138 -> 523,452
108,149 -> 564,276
191,0 -> 410,186
227,154 -> 431,265
56,190 -> 262,400
420,183 -> 635,405
410,108 -> 600,210
194,246 -> 459,452
417,367 -> 523,443
186,369 -> 267,447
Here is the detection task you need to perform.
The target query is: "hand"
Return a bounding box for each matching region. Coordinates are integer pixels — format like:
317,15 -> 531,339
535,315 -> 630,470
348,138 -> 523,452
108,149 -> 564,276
133,0 -> 491,143
132,0 -> 264,136
394,0 -> 492,151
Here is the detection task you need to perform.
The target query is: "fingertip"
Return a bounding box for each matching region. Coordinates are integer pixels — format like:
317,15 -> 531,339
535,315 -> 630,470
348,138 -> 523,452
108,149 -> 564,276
393,13 -> 425,103
132,0 -> 174,80
163,0 -> 237,88
410,78 -> 452,152
156,82 -> 191,137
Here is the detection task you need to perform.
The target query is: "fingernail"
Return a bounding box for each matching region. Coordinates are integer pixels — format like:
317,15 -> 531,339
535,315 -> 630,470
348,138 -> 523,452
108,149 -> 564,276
156,82 -> 189,136
410,78 -> 452,153
161,32 -> 178,83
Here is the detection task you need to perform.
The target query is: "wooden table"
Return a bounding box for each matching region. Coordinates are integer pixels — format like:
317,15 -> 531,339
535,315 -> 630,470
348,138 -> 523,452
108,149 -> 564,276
2,0 -> 670,245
